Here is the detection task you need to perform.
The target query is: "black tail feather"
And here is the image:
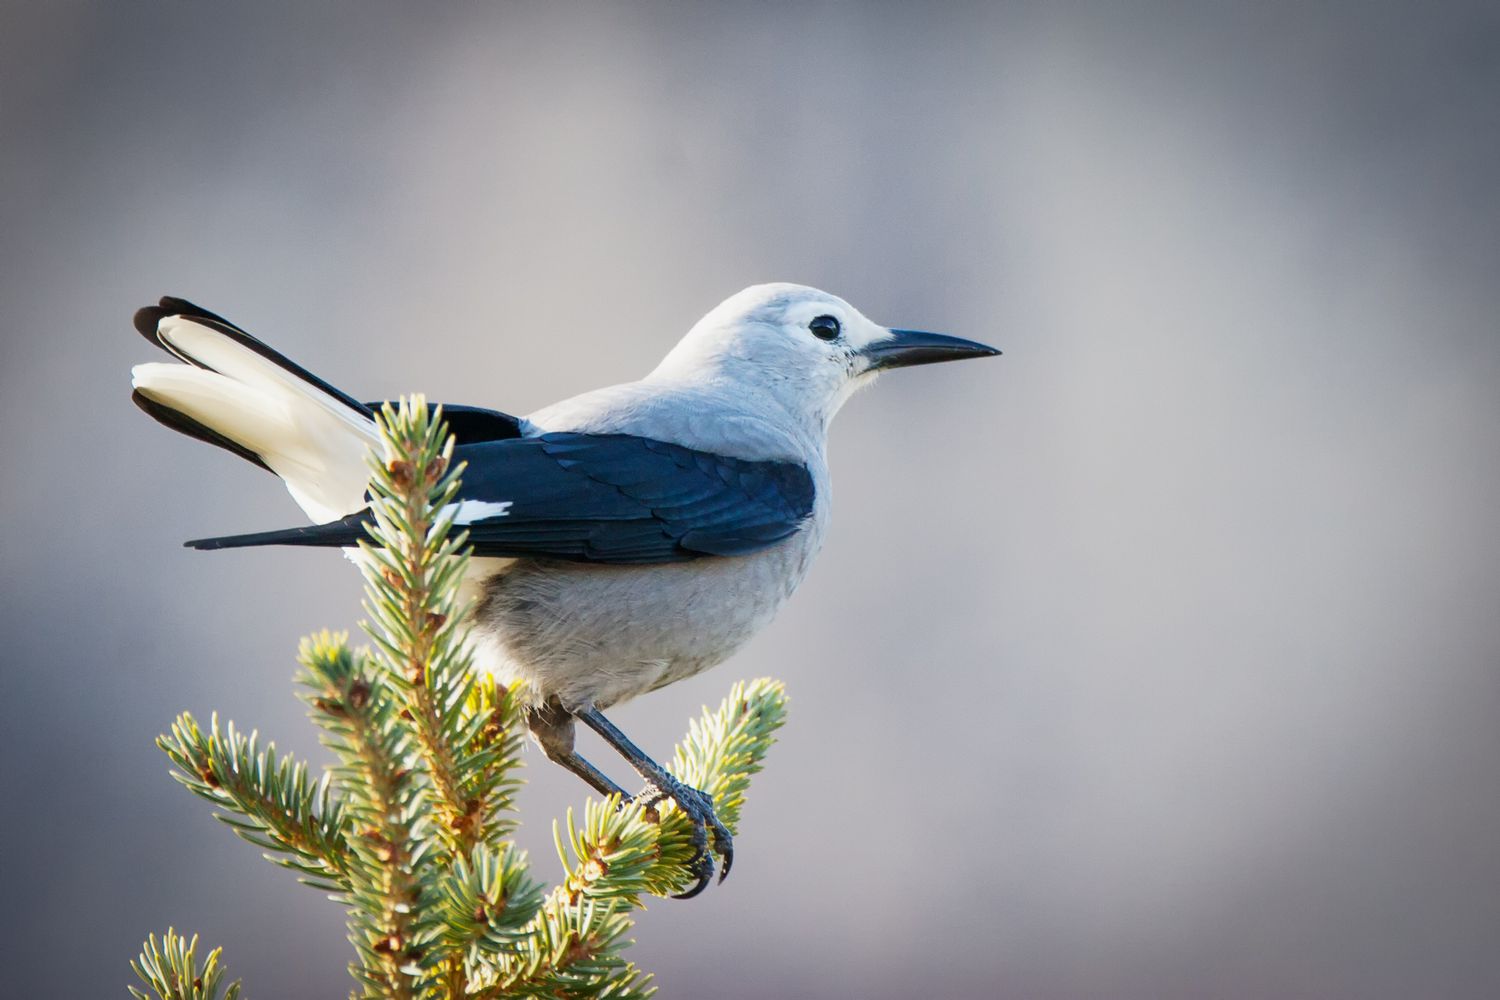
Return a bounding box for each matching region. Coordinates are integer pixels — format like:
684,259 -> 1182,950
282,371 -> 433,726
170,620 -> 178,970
185,511 -> 371,550
133,297 -> 248,344
131,296 -> 374,418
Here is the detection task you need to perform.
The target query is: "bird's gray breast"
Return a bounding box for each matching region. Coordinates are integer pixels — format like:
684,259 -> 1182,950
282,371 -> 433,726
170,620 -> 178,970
470,516 -> 825,711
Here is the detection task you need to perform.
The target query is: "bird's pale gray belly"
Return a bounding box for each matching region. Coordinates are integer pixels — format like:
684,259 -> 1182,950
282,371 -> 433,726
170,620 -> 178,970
470,528 -> 819,710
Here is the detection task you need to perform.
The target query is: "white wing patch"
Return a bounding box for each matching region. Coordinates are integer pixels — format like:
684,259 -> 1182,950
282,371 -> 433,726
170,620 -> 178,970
453,500 -> 514,523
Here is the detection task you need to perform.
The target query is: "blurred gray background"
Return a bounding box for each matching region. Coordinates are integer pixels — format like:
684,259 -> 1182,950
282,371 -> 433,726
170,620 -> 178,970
3,2 -> 1498,998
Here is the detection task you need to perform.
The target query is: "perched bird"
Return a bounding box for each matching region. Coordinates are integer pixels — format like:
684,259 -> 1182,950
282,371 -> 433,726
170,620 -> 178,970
130,283 -> 999,896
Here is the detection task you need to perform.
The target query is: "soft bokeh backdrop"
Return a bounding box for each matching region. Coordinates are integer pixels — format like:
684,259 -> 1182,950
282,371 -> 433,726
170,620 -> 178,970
3,3 -> 1497,998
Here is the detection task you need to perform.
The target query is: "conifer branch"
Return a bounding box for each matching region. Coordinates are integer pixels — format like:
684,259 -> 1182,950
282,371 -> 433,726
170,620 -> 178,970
129,930 -> 242,1000
478,894 -> 653,1000
555,678 -> 790,901
135,397 -> 789,999
354,399 -> 525,993
667,676 -> 788,839
458,672 -> 528,842
297,631 -> 433,998
438,845 -> 546,965
357,401 -> 508,859
158,713 -> 351,890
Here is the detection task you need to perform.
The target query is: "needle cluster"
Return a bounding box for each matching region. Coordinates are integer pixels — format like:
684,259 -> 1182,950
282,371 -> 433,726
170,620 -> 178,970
132,397 -> 789,1000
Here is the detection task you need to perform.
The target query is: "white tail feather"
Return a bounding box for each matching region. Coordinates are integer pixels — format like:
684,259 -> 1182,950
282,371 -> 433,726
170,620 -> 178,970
132,318 -> 378,523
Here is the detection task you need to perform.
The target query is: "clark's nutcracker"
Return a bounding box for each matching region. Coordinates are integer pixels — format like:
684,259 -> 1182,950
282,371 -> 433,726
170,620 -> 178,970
130,283 -> 998,896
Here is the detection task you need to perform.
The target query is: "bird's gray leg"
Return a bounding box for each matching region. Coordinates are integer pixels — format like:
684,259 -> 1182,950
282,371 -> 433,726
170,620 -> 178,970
578,707 -> 732,898
525,701 -> 629,799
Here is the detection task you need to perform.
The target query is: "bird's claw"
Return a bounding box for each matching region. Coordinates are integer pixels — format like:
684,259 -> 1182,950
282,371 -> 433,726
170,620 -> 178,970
628,779 -> 733,899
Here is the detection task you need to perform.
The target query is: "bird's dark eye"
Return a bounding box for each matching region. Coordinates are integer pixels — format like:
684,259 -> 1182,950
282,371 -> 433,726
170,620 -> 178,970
809,315 -> 841,341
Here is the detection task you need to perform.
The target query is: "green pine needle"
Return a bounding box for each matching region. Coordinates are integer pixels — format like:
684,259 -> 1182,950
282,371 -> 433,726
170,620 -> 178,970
129,930 -> 242,1000
555,678 -> 789,901
158,712 -> 351,888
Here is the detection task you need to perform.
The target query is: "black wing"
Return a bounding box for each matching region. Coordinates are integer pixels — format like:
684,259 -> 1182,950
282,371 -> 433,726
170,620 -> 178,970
187,432 -> 816,564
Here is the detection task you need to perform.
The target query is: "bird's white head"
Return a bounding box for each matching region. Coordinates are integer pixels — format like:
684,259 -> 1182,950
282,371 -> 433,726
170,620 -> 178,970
649,283 -> 999,434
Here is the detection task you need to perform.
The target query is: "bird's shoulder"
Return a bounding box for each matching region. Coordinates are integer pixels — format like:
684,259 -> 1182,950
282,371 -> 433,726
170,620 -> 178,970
523,379 -> 819,467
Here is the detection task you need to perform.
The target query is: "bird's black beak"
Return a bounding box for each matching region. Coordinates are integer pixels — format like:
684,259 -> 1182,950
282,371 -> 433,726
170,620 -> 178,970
861,329 -> 1001,371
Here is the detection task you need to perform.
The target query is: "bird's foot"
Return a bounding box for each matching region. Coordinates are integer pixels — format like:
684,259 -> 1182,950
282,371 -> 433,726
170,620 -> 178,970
630,777 -> 732,899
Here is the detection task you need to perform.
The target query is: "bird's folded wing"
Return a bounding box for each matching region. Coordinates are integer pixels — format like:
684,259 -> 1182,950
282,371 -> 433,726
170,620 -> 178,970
186,432 -> 816,564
